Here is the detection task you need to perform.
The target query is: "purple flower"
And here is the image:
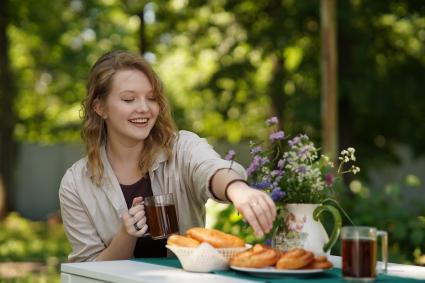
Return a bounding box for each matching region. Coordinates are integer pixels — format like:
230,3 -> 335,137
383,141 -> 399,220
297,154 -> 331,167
325,172 -> 335,186
271,187 -> 285,201
297,165 -> 306,174
225,149 -> 236,160
246,155 -> 269,176
266,116 -> 279,126
254,181 -> 271,190
247,161 -> 259,176
250,146 -> 262,155
271,170 -> 283,177
297,145 -> 311,157
269,131 -> 285,141
277,159 -> 285,169
288,136 -> 301,147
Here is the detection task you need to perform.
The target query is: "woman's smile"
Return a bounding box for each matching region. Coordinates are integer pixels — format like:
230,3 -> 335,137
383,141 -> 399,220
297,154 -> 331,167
129,117 -> 150,127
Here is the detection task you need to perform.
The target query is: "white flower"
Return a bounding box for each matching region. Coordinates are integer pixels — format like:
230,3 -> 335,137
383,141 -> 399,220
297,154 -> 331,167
352,166 -> 360,174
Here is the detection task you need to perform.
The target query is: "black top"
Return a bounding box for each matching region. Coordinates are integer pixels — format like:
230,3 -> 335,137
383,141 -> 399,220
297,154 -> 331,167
120,175 -> 167,258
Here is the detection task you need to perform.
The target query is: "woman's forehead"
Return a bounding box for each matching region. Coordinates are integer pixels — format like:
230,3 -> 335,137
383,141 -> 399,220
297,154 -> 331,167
111,69 -> 153,94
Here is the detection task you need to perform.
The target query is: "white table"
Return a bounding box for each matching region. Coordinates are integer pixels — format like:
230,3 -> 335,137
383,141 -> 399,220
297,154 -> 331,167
61,256 -> 425,283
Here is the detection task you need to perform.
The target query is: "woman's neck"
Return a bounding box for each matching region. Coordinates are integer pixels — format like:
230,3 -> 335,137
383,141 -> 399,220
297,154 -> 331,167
105,138 -> 144,185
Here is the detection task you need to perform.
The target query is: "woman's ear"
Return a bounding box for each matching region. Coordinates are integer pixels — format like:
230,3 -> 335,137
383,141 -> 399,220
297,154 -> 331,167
93,98 -> 107,119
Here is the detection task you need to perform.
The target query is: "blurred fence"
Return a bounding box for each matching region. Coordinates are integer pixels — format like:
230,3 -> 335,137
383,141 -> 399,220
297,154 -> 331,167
12,143 -> 84,220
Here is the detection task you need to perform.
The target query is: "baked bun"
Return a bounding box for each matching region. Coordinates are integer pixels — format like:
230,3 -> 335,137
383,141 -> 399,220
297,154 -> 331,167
302,255 -> 333,269
186,227 -> 245,248
230,244 -> 280,268
276,248 -> 314,269
167,234 -> 200,247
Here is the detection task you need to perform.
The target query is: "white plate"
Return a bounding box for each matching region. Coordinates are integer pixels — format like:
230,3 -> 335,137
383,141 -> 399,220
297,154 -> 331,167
230,265 -> 330,278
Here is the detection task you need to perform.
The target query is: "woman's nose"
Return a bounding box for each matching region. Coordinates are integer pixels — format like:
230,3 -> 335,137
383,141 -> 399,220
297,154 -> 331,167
136,98 -> 149,112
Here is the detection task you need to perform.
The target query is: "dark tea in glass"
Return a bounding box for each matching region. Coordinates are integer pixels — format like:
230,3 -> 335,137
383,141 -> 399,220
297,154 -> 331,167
342,238 -> 377,279
145,194 -> 179,239
341,226 -> 388,282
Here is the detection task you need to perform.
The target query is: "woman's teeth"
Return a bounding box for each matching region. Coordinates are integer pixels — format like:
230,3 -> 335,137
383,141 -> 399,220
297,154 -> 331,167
129,118 -> 148,124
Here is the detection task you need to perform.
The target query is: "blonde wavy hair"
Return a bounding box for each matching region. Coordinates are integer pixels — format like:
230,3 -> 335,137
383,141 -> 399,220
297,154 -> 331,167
81,50 -> 176,185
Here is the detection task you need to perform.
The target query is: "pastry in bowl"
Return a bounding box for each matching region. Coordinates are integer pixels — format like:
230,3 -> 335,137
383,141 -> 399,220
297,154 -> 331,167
166,227 -> 249,272
186,227 -> 245,248
167,234 -> 200,248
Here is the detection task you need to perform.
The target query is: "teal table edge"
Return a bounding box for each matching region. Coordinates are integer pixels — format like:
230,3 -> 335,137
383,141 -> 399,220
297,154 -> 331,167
132,258 -> 423,283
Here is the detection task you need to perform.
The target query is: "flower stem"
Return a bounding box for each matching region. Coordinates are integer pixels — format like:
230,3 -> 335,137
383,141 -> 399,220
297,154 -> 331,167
228,160 -> 234,172
323,198 -> 355,225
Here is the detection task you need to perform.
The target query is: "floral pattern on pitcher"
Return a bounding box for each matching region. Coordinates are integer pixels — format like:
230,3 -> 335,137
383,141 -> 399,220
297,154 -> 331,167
272,210 -> 309,251
282,212 -> 308,250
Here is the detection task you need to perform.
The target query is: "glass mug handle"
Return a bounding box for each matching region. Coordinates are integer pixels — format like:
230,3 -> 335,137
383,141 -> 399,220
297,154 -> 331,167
313,204 -> 342,252
377,230 -> 388,273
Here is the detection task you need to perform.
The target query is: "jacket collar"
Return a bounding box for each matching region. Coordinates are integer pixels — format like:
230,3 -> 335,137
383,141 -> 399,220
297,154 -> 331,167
100,144 -> 127,215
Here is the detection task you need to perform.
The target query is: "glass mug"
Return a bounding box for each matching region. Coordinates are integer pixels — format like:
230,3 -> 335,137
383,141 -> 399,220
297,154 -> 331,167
341,226 -> 388,281
144,193 -> 179,239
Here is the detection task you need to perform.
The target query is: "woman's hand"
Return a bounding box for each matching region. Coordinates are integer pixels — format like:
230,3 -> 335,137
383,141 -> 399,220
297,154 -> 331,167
227,182 -> 277,237
121,196 -> 148,237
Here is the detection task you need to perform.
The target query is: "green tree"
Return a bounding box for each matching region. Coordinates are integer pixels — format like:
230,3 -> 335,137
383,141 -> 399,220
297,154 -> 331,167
0,0 -> 140,215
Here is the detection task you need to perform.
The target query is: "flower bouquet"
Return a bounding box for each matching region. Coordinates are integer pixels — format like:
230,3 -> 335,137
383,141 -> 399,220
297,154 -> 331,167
226,117 -> 360,253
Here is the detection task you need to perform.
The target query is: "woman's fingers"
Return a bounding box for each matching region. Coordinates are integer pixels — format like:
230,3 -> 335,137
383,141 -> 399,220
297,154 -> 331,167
132,196 -> 143,206
122,196 -> 148,237
240,204 -> 265,237
134,209 -> 145,219
129,202 -> 144,217
122,212 -> 136,233
225,183 -> 277,238
235,193 -> 277,237
264,196 -> 277,220
134,216 -> 148,236
261,193 -> 277,228
251,198 -> 273,233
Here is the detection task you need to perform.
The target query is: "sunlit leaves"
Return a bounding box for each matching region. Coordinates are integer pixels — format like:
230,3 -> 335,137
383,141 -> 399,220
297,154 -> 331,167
9,0 -> 139,143
0,212 -> 71,261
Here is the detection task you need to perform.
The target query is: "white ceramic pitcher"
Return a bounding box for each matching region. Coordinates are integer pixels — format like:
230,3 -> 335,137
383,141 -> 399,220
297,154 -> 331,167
272,203 -> 341,256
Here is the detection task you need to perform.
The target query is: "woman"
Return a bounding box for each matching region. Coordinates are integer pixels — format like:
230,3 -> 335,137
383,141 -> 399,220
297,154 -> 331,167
59,50 -> 276,262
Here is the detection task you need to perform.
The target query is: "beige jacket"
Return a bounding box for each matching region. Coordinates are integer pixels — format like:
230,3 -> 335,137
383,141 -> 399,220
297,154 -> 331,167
59,130 -> 246,262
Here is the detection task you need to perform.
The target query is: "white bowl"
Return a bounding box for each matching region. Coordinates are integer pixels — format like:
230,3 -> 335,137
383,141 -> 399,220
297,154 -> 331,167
166,243 -> 250,272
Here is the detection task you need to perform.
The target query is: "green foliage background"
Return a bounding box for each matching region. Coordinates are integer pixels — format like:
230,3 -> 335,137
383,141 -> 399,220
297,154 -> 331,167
1,1 -> 424,280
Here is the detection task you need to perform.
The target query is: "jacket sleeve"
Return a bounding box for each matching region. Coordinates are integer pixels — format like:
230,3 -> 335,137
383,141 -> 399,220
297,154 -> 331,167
59,169 -> 105,262
176,131 -> 247,204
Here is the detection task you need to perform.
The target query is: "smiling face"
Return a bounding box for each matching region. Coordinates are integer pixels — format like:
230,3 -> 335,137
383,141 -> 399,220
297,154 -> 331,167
95,69 -> 160,147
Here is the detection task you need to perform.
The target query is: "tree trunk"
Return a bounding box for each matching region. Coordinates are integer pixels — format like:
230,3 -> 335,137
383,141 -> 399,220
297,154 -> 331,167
0,0 -> 18,219
137,10 -> 147,54
320,0 -> 338,161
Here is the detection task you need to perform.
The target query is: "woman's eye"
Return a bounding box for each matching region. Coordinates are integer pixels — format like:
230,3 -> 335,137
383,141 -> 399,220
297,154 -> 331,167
122,98 -> 134,102
147,97 -> 157,101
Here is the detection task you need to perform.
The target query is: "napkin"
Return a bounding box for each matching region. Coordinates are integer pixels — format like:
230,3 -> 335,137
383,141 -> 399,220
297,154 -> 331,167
169,243 -> 229,273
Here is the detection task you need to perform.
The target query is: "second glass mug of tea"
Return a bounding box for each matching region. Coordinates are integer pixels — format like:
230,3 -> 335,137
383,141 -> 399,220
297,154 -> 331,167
341,226 -> 388,282
144,193 -> 179,239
